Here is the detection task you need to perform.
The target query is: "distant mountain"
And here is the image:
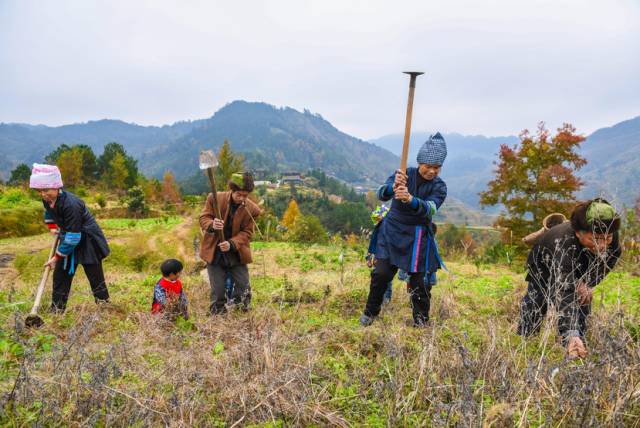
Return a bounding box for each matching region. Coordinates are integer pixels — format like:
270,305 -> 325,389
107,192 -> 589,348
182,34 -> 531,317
369,132 -> 518,208
138,101 -> 398,185
0,118 -> 205,178
1,103 -> 637,209
0,101 -> 397,186
579,116 -> 640,205
371,117 -> 640,208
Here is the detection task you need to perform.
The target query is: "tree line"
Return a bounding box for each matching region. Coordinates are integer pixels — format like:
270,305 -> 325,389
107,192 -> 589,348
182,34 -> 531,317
7,142 -> 183,215
6,125 -> 639,259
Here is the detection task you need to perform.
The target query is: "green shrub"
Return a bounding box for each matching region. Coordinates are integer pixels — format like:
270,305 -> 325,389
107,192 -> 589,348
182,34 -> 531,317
126,186 -> 148,217
480,241 -> 519,265
95,193 -> 107,208
0,207 -> 44,238
0,187 -> 40,209
73,187 -> 88,197
286,214 -> 328,244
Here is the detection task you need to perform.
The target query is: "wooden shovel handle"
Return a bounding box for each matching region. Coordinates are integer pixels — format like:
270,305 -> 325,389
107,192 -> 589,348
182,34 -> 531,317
206,168 -> 226,242
30,234 -> 60,316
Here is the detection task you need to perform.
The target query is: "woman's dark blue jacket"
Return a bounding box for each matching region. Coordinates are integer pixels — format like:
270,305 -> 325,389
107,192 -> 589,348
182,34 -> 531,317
43,191 -> 110,273
374,168 -> 447,276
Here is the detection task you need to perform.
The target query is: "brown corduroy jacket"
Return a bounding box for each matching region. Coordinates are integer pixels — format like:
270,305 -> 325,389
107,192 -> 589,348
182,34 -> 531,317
198,191 -> 261,265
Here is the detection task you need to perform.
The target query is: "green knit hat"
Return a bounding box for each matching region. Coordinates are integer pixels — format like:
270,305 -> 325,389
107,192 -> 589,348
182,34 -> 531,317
231,173 -> 245,188
587,202 -> 615,223
586,201 -> 617,233
228,172 -> 255,192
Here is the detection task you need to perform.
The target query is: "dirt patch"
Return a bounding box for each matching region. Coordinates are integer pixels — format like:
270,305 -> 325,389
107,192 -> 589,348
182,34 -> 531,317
0,253 -> 18,292
174,217 -> 196,262
0,253 -> 15,268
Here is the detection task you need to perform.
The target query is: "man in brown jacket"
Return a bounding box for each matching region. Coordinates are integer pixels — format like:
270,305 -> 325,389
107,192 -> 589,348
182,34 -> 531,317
199,172 -> 261,314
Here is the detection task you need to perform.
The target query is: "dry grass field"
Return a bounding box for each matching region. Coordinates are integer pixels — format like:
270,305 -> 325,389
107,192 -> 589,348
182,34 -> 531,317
1,216 -> 638,426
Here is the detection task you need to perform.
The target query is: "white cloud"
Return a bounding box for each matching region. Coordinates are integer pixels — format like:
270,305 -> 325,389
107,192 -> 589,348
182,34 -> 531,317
0,0 -> 638,139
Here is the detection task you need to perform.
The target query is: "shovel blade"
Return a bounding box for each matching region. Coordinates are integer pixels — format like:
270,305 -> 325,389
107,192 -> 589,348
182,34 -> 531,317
199,150 -> 219,170
25,314 -> 44,328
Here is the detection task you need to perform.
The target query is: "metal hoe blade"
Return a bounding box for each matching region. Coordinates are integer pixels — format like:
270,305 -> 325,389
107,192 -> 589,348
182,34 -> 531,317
199,150 -> 219,170
25,314 -> 44,328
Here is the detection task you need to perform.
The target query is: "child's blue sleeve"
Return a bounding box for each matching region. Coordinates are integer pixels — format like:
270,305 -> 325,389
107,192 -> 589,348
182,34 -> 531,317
153,282 -> 166,307
410,180 -> 447,219
377,173 -> 396,201
368,222 -> 382,254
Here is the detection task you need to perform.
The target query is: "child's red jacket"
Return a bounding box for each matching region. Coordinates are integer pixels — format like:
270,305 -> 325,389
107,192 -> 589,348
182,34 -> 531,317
151,277 -> 188,317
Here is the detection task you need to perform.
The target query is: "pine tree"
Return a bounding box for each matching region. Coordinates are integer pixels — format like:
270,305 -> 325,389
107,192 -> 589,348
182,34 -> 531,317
8,164 -> 31,186
281,199 -> 301,229
216,140 -> 244,190
98,142 -> 139,188
56,149 -> 84,188
108,152 -> 129,191
45,145 -> 98,184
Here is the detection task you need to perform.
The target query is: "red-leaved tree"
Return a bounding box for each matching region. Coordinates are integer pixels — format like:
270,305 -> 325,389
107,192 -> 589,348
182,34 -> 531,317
480,122 -> 586,242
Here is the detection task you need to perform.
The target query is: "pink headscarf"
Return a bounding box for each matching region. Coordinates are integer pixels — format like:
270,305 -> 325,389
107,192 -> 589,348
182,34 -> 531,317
29,163 -> 64,189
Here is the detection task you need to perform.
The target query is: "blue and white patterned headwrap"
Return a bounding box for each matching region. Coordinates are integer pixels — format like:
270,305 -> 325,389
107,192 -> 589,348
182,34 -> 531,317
416,132 -> 447,166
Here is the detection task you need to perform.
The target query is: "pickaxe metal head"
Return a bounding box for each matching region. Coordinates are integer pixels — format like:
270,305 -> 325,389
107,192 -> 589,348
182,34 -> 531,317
403,71 -> 424,88
199,150 -> 219,170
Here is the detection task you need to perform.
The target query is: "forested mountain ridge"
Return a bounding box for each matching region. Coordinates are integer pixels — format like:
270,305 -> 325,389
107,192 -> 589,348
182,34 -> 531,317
2,103 -> 638,206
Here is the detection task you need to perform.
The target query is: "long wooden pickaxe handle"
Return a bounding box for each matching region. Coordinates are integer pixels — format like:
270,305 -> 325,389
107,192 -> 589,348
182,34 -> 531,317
30,234 -> 60,316
400,71 -> 424,173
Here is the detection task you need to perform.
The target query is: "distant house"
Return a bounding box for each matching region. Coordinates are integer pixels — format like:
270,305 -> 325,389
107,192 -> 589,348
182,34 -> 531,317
254,180 -> 278,190
354,186 -> 369,194
253,169 -> 269,180
328,194 -> 343,204
280,171 -> 303,186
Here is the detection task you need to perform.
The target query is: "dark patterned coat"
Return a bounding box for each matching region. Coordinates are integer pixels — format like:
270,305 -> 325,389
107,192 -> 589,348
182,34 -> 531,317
375,167 -> 447,275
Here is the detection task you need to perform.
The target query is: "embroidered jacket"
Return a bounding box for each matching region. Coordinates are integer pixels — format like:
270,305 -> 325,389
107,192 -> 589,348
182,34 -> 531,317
374,168 -> 447,276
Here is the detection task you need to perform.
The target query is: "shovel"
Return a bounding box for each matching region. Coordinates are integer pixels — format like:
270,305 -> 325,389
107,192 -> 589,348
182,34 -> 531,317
199,150 -> 229,265
25,234 -> 60,328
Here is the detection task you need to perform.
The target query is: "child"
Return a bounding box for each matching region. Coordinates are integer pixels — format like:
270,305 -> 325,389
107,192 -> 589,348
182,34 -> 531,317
367,205 -> 394,304
151,259 -> 189,321
360,133 -> 448,327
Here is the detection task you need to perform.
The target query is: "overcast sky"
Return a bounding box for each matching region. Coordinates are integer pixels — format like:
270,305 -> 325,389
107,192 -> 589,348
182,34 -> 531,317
1,0 -> 638,140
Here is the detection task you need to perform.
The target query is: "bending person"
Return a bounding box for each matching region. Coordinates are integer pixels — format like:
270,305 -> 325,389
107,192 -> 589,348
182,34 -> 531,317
517,199 -> 622,359
30,164 -> 111,313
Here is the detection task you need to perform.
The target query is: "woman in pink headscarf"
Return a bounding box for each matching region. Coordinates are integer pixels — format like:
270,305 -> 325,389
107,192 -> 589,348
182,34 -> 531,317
30,164 -> 111,313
